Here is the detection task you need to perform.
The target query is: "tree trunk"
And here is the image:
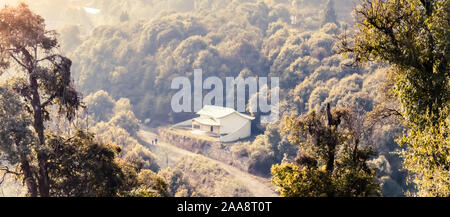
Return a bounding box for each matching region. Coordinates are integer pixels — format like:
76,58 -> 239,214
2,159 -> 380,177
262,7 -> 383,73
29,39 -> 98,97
20,157 -> 38,197
29,74 -> 50,197
325,103 -> 336,174
326,144 -> 335,174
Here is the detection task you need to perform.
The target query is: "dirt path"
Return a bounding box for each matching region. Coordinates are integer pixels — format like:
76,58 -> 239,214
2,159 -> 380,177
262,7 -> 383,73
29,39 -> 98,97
138,128 -> 278,197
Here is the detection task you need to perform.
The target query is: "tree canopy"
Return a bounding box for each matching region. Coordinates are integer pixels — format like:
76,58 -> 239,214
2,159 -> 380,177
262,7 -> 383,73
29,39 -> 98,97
343,0 -> 449,196
271,104 -> 380,197
0,3 -> 164,197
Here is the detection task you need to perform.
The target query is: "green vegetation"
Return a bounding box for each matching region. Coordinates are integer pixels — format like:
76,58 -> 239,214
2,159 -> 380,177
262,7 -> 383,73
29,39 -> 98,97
0,0 -> 448,197
65,0 -> 411,196
230,124 -> 296,177
0,78 -> 167,197
271,104 -> 380,197
0,4 -> 165,197
398,117 -> 449,196
0,3 -> 82,196
67,0 -> 364,125
46,130 -> 169,197
84,90 -> 160,172
343,0 -> 449,196
67,1 -> 405,196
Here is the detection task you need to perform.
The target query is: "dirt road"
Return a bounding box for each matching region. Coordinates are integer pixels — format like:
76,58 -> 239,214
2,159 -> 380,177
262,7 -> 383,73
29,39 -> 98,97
138,128 -> 278,197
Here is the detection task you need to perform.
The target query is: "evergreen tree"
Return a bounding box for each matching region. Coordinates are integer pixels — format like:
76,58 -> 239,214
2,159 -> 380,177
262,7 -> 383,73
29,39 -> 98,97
271,104 -> 380,197
0,3 -> 82,196
120,11 -> 129,22
342,0 -> 449,196
322,0 -> 338,26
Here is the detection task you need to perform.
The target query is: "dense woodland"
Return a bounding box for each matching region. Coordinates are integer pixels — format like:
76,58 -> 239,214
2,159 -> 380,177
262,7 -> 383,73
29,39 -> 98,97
0,0 -> 448,197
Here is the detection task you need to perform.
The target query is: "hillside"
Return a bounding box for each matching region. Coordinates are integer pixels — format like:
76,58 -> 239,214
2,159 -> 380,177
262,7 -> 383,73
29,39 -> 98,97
138,128 -> 278,197
0,0 -> 448,198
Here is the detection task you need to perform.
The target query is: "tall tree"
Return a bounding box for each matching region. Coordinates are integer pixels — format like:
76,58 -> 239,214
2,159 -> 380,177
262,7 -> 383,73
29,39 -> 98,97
0,3 -> 81,196
0,86 -> 37,196
0,87 -> 166,197
341,0 -> 449,126
322,0 -> 338,26
341,0 -> 449,195
271,104 -> 380,197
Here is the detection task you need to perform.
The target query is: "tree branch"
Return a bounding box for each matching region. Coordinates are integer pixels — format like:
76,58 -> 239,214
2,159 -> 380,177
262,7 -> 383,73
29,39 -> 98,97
0,166 -> 22,185
37,54 -> 65,63
41,94 -> 57,108
8,52 -> 28,69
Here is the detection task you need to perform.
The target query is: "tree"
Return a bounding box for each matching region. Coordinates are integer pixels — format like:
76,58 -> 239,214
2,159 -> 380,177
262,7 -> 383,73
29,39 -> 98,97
46,130 -> 131,197
0,3 -> 82,196
127,170 -> 171,197
0,86 -> 37,196
0,96 -> 166,197
271,104 -> 380,197
341,0 -> 449,195
322,0 -> 338,26
46,129 -> 168,197
341,0 -> 449,127
84,90 -> 116,122
397,116 -> 450,196
109,111 -> 140,137
119,11 -> 130,22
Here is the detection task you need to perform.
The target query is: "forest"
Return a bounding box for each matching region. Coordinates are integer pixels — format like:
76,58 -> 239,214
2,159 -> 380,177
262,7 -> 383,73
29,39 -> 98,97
0,0 -> 448,197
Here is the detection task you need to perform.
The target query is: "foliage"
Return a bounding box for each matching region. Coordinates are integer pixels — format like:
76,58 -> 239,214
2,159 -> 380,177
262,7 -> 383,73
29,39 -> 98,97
93,122 -> 160,172
0,90 -> 165,197
230,124 -> 297,177
85,90 -> 141,136
84,90 -> 116,122
271,163 -> 330,197
0,3 -> 82,122
159,167 -> 202,197
0,86 -> 35,165
68,1 -> 363,125
1,0 -> 432,197
271,105 -> 381,197
67,2 -> 407,196
397,115 -> 450,197
82,90 -> 159,172
0,4 -> 164,197
46,130 -> 168,197
0,3 -> 82,196
343,0 -> 450,195
126,169 -> 170,197
343,0 -> 449,126
0,86 -> 37,196
322,0 -> 338,26
46,130 -> 128,197
231,137 -> 275,177
108,111 -> 140,137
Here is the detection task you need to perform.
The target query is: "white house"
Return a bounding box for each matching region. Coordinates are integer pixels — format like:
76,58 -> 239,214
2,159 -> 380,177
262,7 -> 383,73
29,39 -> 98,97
191,105 -> 255,142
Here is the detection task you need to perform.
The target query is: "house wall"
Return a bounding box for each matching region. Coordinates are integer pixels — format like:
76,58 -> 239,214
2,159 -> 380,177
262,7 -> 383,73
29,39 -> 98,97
218,113 -> 251,138
192,120 -> 220,135
213,126 -> 220,134
201,124 -> 211,132
191,112 -> 252,142
220,121 -> 251,142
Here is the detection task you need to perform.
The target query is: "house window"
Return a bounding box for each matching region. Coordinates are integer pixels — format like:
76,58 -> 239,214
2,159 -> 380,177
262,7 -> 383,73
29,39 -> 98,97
193,125 -> 200,129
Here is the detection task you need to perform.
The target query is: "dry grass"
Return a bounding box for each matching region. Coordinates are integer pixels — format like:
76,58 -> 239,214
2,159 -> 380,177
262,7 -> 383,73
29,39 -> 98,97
167,128 -> 219,142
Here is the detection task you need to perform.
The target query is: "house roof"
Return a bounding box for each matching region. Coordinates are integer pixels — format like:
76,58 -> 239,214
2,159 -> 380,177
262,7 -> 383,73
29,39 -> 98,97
193,117 -> 220,126
197,105 -> 255,120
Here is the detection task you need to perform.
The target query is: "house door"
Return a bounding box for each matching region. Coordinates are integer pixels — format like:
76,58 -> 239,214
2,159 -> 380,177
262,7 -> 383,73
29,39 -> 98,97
210,126 -> 213,132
